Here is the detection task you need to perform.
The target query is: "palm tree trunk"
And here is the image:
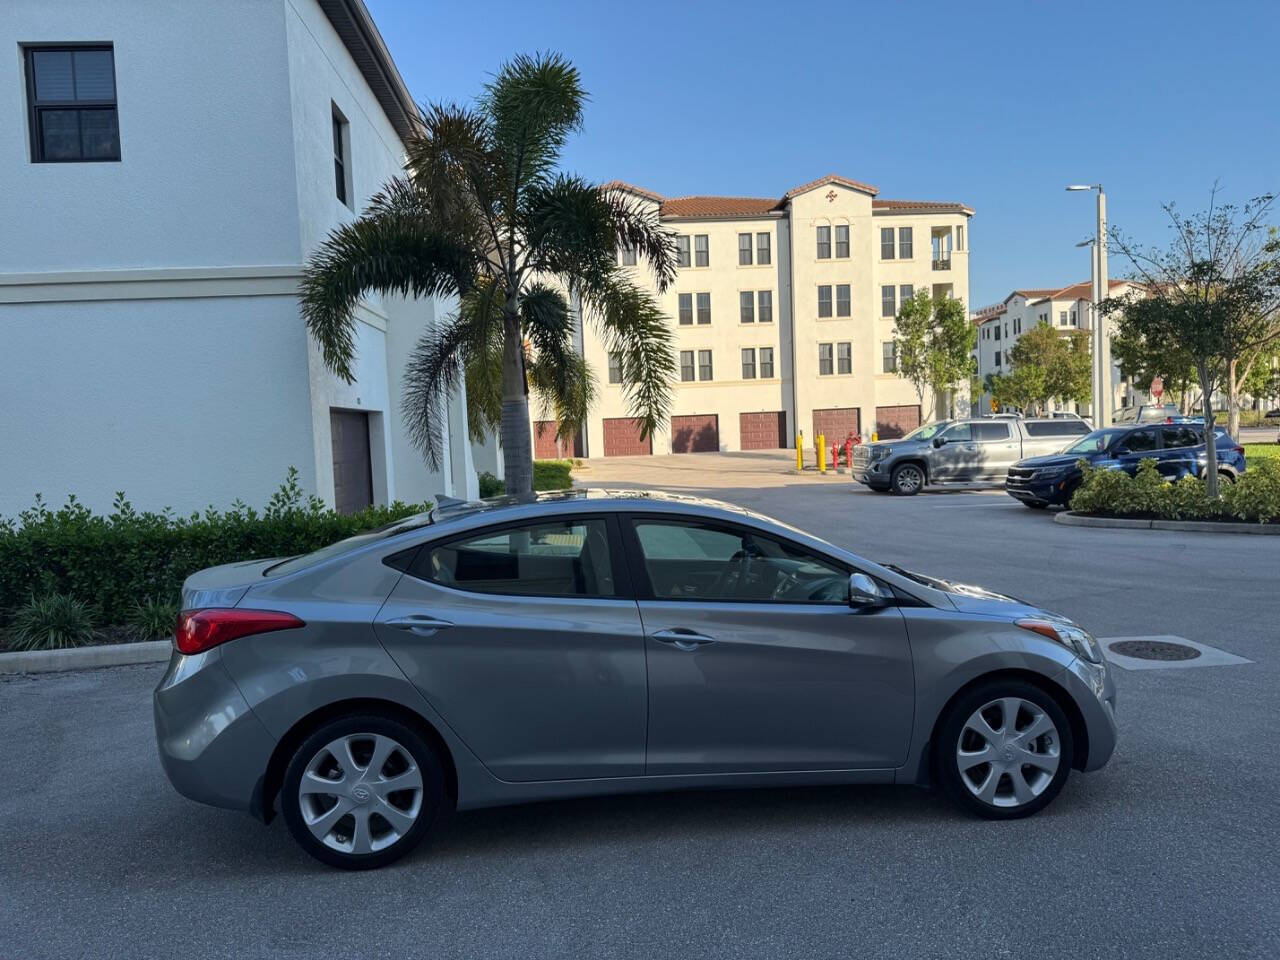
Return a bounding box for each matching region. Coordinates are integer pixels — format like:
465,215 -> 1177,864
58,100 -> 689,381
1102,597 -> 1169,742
500,308 -> 534,494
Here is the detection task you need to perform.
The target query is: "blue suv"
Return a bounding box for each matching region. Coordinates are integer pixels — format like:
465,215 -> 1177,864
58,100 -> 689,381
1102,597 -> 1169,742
1005,423 -> 1246,509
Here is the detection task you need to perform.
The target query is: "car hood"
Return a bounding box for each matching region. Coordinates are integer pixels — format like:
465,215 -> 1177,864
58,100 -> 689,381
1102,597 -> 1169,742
880,564 -> 1051,618
1014,453 -> 1085,470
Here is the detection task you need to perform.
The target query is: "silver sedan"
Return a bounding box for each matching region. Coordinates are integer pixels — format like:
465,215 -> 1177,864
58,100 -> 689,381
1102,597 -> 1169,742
154,489 -> 1117,869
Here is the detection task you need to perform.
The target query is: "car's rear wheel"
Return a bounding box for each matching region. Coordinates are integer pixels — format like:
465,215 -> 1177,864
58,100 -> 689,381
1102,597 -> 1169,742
890,463 -> 925,495
1218,470 -> 1236,485
936,680 -> 1073,820
281,713 -> 446,869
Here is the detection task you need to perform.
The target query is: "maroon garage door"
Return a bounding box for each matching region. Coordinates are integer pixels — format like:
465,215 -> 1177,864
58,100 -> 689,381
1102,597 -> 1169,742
812,407 -> 861,443
602,417 -> 652,457
739,411 -> 787,449
534,421 -> 584,459
874,404 -> 921,439
671,414 -> 719,453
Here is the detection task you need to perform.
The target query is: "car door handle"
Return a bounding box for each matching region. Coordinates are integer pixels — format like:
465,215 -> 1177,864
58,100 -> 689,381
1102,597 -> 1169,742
651,628 -> 716,651
385,615 -> 453,636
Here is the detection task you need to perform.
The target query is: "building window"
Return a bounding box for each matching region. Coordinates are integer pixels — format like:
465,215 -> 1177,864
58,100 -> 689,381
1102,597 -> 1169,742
899,227 -> 913,259
817,285 -> 832,318
835,224 -> 850,259
1059,310 -> 1067,326
738,233 -> 752,266
757,232 -> 771,265
881,285 -> 896,318
741,348 -> 757,379
678,293 -> 693,325
819,343 -> 834,376
994,351 -> 1002,367
836,284 -> 851,317
759,347 -> 774,378
608,352 -> 623,384
698,349 -> 713,381
816,225 -> 831,259
696,292 -> 711,324
899,284 -> 914,305
956,224 -> 965,250
1071,309 -> 1078,326
994,326 -> 1001,341
740,291 -> 755,323
837,342 -> 852,375
332,104 -> 350,205
882,341 -> 897,373
679,350 -> 695,382
24,45 -> 120,163
757,290 -> 773,323
620,245 -> 637,266
1014,317 -> 1022,334
880,227 -> 895,260
677,236 -> 691,268
694,234 -> 709,267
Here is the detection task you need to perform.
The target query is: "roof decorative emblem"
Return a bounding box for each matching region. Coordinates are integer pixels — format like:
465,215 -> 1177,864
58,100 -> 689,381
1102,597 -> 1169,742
825,190 -> 838,202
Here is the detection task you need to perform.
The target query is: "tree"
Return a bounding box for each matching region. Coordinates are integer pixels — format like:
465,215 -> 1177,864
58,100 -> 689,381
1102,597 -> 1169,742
300,53 -> 679,494
986,323 -> 1091,414
1111,327 -> 1198,412
989,362 -> 1046,414
1104,187 -> 1280,498
893,290 -> 977,418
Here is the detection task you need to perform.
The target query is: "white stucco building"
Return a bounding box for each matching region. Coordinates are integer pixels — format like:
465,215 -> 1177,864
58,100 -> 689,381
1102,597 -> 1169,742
0,0 -> 476,519
541,175 -> 972,458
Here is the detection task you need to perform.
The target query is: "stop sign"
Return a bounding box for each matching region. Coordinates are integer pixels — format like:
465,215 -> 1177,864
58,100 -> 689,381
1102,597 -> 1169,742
1151,376 -> 1164,399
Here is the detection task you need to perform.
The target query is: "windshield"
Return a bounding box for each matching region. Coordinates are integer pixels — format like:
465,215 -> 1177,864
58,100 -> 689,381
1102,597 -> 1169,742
263,512 -> 433,576
901,421 -> 949,442
1063,428 -> 1127,454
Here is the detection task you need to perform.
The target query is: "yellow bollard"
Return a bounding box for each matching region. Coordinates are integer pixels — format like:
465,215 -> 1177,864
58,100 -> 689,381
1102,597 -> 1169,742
817,433 -> 827,473
796,431 -> 804,471
871,432 -> 879,442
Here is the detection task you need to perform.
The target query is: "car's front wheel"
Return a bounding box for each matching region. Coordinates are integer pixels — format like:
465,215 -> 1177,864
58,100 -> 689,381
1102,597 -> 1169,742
936,680 -> 1074,820
890,463 -> 925,495
281,713 -> 447,869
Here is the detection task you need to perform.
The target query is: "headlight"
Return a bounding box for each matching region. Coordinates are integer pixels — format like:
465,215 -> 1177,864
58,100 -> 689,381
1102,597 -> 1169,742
1016,618 -> 1105,664
870,446 -> 891,461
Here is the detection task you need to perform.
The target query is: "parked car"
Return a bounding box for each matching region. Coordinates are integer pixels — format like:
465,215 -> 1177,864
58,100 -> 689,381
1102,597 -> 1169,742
1005,423 -> 1246,509
155,490 -> 1117,869
852,417 -> 1092,494
1111,403 -> 1182,424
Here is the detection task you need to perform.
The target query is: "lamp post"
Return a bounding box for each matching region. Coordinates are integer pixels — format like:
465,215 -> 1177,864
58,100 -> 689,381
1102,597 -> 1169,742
1067,184 -> 1110,426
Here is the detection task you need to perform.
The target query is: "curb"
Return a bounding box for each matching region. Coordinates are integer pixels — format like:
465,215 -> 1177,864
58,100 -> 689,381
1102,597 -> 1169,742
0,639 -> 171,675
1054,512 -> 1280,534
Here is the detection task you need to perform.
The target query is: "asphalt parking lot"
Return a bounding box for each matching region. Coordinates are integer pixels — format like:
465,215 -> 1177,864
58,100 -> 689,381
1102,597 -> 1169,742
3,451 -> 1277,960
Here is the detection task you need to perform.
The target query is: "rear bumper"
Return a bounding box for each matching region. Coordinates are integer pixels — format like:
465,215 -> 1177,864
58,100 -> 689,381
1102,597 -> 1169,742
1061,657 -> 1118,772
153,648 -> 276,815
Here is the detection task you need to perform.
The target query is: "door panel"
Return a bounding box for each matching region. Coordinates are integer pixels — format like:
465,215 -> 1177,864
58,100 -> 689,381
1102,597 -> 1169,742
930,423 -> 983,479
330,409 -> 372,514
973,421 -> 1018,479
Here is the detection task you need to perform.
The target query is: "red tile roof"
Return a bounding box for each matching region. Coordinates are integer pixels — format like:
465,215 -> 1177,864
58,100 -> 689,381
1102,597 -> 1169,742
600,180 -> 665,203
873,199 -> 973,214
782,173 -> 879,199
660,195 -> 782,218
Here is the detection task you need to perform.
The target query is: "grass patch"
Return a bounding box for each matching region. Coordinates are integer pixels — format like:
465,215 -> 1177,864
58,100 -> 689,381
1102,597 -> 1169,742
1244,444 -> 1280,461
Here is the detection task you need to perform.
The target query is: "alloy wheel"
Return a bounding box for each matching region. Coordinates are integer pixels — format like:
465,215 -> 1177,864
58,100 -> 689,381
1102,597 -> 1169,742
956,697 -> 1061,808
298,733 -> 424,854
894,465 -> 923,493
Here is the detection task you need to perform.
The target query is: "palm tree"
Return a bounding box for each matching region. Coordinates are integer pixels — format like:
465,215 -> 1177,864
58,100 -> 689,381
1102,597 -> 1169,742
301,53 -> 678,494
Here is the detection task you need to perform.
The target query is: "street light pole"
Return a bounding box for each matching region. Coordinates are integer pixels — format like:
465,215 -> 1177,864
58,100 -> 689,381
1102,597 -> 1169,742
1068,184 -> 1111,426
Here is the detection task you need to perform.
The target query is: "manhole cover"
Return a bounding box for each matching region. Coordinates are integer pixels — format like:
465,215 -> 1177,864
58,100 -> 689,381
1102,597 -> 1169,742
1109,639 -> 1201,661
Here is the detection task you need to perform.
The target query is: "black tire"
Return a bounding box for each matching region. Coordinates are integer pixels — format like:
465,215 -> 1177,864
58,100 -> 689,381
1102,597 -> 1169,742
1218,470 -> 1236,485
935,679 -> 1074,820
890,463 -> 925,495
281,713 -> 447,870
1022,501 -> 1049,510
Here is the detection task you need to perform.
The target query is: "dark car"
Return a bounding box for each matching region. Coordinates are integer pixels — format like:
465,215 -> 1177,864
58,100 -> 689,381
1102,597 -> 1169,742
1005,423 -> 1246,509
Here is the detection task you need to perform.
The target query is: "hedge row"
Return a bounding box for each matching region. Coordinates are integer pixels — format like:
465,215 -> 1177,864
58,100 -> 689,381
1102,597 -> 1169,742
477,459 -> 576,497
1070,458 -> 1280,524
0,468 -> 427,629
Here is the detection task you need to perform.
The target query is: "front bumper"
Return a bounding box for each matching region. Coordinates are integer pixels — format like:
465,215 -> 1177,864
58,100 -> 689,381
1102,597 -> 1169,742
1005,469 -> 1075,506
852,456 -> 892,489
1061,656 -> 1118,772
153,648 -> 277,814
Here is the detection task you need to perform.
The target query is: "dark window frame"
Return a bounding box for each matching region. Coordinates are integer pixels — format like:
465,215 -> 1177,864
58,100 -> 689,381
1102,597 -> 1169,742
738,232 -> 753,266
678,292 -> 693,325
759,346 -> 775,378
837,341 -> 852,375
757,289 -> 773,323
24,43 -> 120,163
741,347 -> 757,379
739,290 -> 755,323
756,232 -> 771,265
835,223 -> 850,259
697,349 -> 713,381
696,292 -> 712,324
607,351 -> 623,384
679,350 -> 695,382
816,225 -> 831,260
836,283 -> 851,317
332,102 -> 350,206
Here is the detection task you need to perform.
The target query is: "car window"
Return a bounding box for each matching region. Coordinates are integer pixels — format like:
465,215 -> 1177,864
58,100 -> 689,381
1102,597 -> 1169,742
632,519 -> 848,603
972,422 -> 1010,441
1064,428 -> 1125,454
265,512 -> 434,576
417,517 -> 615,597
1024,420 -> 1088,437
940,423 -> 972,442
1160,425 -> 1201,449
1120,428 -> 1159,453
1113,407 -> 1137,423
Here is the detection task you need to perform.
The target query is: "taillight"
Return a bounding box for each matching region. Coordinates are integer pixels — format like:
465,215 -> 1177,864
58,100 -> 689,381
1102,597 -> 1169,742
175,608 -> 305,655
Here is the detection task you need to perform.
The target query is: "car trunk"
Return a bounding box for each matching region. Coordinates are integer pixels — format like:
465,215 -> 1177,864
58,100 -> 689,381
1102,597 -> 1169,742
181,558 -> 284,610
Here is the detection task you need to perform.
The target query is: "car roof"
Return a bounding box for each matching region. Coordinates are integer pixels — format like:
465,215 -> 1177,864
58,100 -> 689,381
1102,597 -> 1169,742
429,487 -> 777,528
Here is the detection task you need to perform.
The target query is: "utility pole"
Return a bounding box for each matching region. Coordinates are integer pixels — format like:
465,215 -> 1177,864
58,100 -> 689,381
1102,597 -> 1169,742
1068,184 -> 1111,426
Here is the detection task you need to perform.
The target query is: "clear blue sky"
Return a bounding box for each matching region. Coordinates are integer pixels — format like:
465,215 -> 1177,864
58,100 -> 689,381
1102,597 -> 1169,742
365,0 -> 1279,309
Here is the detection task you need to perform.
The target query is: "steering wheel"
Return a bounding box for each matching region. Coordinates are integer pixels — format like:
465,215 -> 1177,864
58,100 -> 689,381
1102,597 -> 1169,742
771,569 -> 802,600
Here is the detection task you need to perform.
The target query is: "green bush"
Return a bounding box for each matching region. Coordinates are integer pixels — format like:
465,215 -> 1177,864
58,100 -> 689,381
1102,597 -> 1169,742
477,471 -> 504,497
0,468 -> 427,631
1070,457 -> 1280,524
7,593 -> 97,651
476,461 -> 576,498
131,596 -> 181,640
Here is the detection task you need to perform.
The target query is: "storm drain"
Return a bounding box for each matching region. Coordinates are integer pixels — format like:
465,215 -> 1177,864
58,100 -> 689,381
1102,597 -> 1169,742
1108,639 -> 1201,661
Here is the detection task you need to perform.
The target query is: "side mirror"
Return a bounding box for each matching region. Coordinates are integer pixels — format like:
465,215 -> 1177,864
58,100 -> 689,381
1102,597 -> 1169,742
932,436 -> 947,448
849,573 -> 888,608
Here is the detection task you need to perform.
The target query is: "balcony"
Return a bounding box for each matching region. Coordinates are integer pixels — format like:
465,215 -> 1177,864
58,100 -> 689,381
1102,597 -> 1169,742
932,257 -> 952,271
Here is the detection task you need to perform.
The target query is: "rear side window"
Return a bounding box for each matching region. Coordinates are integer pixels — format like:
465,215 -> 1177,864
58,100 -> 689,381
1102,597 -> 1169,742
973,422 -> 1010,441
1121,428 -> 1159,453
941,423 -> 973,442
1024,420 -> 1089,437
1161,425 -> 1201,449
415,518 -> 616,597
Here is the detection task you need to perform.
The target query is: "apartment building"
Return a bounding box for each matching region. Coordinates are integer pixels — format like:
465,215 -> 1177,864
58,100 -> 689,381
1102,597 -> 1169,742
1,0 -> 476,517
548,175 -> 972,457
971,280 -> 1138,415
